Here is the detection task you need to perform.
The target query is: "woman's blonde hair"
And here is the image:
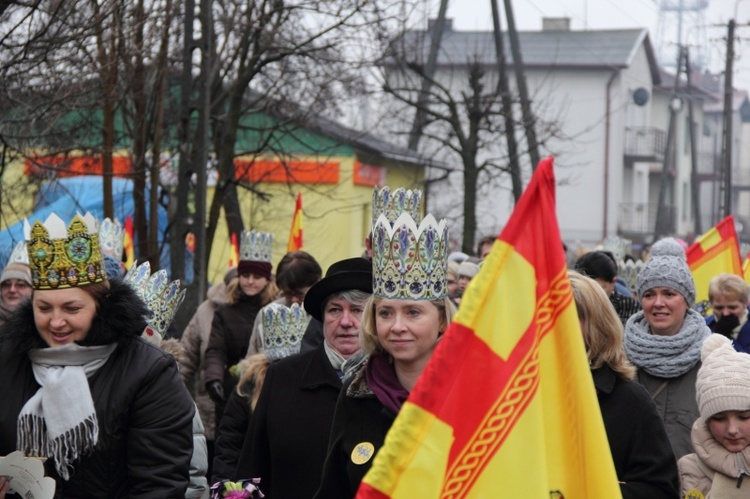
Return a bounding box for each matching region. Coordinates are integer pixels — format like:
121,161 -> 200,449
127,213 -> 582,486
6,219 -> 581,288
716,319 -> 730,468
708,273 -> 749,304
226,276 -> 279,306
360,295 -> 457,355
568,270 -> 636,380
236,354 -> 271,411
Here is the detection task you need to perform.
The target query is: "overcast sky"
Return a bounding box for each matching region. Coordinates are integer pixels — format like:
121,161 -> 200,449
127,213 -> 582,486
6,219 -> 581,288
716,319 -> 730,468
439,0 -> 750,89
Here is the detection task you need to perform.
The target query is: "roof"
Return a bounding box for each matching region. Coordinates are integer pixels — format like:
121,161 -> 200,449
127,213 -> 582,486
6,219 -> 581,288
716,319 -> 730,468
395,27 -> 661,84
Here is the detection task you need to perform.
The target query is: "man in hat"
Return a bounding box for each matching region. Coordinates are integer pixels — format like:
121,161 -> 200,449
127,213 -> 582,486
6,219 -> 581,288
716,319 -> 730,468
0,258 -> 32,326
235,257 -> 372,498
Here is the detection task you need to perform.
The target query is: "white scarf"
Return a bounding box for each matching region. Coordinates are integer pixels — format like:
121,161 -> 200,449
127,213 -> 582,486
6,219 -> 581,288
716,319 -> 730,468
18,343 -> 117,480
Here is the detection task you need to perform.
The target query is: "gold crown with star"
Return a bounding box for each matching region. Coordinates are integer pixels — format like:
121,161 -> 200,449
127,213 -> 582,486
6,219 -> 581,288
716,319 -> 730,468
24,212 -> 106,290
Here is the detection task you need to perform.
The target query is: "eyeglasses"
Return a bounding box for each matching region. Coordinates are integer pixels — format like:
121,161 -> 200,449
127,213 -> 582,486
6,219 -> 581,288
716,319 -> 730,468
447,279 -> 457,285
1,280 -> 30,290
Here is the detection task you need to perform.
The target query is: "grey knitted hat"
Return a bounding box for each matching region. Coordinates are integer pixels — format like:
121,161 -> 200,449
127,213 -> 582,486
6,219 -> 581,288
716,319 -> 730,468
696,334 -> 750,419
637,237 -> 695,306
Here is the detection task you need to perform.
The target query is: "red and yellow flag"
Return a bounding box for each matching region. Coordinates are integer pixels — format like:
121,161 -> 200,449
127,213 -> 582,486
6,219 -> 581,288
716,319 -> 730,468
229,233 -> 240,268
357,157 -> 621,499
686,215 -> 742,308
287,191 -> 303,252
743,253 -> 750,285
123,215 -> 135,269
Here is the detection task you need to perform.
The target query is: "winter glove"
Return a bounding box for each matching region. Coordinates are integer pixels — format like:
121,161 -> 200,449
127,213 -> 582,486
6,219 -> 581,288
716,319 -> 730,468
206,380 -> 226,404
714,314 -> 740,338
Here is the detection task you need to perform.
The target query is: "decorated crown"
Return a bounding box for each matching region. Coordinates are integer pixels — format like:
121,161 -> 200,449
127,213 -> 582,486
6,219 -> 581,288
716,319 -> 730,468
99,217 -> 125,258
261,302 -> 307,361
124,261 -> 186,345
372,212 -> 448,300
240,230 -> 273,263
7,241 -> 29,266
24,212 -> 106,290
372,186 -> 423,226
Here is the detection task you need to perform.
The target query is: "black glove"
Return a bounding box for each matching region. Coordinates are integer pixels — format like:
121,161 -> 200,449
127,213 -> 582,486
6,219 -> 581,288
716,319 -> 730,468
714,314 -> 740,338
206,380 -> 226,404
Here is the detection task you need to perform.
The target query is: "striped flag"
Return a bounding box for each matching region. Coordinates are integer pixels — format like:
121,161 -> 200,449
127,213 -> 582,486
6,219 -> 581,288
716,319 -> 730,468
743,254 -> 750,285
287,191 -> 303,252
123,215 -> 135,269
686,215 -> 742,309
357,157 -> 621,499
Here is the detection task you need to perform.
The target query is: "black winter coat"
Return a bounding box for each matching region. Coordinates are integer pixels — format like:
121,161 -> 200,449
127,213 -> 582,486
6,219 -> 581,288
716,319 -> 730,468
212,385 -> 252,483
594,365 -> 680,499
235,345 -> 341,498
0,279 -> 195,498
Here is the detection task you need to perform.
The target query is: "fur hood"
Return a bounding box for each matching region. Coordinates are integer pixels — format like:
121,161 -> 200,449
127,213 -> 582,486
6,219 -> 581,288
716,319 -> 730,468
0,278 -> 149,356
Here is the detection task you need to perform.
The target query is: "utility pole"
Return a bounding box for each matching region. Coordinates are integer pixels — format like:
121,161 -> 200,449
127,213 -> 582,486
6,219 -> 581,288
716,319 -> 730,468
503,0 -> 541,171
719,19 -> 735,218
490,0 -> 522,202
654,45 -> 683,240
407,0 -> 449,151
685,47 -> 702,235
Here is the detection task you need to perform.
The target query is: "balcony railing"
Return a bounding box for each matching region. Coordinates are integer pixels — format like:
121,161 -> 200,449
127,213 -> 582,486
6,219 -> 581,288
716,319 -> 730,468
619,202 -> 675,235
624,127 -> 667,162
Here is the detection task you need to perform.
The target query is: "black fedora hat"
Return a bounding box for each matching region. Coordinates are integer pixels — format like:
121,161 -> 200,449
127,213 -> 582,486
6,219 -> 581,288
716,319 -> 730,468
303,257 -> 373,321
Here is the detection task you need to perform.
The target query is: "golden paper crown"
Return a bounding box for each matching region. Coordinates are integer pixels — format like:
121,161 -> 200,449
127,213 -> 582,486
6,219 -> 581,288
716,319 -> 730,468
24,212 -> 106,290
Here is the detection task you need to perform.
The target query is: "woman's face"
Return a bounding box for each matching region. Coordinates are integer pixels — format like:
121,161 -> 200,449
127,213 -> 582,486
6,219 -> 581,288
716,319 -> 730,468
239,273 -> 268,297
711,293 -> 746,321
640,286 -> 689,336
707,410 -> 750,453
33,287 -> 97,347
1,278 -> 32,309
376,299 -> 442,372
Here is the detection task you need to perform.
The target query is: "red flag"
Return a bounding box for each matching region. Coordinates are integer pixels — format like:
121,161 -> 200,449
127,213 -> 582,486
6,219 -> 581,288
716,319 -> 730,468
123,215 -> 135,269
287,192 -> 303,252
229,233 -> 240,268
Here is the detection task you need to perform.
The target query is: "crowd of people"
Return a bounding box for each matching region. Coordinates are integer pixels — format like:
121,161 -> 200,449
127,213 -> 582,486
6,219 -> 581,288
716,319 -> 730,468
1,188 -> 750,499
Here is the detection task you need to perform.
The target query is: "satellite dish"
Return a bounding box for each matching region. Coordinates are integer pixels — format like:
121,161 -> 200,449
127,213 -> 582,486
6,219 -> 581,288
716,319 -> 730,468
633,87 -> 650,106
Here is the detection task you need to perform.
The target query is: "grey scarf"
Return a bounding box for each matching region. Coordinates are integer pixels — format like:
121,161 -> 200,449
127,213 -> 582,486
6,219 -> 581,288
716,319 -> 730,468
18,343 -> 117,480
624,308 -> 710,378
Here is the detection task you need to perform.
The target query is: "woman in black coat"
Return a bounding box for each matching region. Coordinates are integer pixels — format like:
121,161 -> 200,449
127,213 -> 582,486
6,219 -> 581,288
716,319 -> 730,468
0,214 -> 194,498
569,271 -> 679,499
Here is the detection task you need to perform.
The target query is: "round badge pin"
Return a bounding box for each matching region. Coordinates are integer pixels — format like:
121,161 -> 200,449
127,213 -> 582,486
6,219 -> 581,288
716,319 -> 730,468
684,490 -> 704,499
351,442 -> 375,465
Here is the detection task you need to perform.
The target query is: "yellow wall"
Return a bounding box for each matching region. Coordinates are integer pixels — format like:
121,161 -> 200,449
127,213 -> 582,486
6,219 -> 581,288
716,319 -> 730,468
207,155 -> 424,283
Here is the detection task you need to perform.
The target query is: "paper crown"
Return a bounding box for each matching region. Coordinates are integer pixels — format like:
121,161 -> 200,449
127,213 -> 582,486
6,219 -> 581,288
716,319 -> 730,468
240,230 -> 273,263
99,217 -> 124,258
261,302 -> 307,361
7,241 -> 29,266
372,212 -> 449,300
124,261 -> 186,345
24,212 -> 106,290
372,186 -> 423,226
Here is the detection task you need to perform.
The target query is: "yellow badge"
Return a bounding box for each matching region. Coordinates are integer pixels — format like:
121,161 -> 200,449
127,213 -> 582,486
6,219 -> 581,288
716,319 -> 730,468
684,489 -> 704,499
351,442 -> 375,465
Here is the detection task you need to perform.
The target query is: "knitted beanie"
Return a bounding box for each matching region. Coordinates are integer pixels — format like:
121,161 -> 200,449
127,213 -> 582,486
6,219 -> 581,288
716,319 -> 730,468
458,261 -> 479,279
637,237 -> 696,306
696,333 -> 750,419
0,262 -> 32,285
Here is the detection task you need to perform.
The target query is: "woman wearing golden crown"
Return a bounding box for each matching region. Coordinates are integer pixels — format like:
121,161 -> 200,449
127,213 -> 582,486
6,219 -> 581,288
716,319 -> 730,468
0,213 -> 195,497
314,202 -> 456,498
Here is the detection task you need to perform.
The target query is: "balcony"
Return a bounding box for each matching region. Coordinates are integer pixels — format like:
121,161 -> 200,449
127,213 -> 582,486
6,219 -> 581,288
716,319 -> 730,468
619,202 -> 676,236
624,127 -> 666,163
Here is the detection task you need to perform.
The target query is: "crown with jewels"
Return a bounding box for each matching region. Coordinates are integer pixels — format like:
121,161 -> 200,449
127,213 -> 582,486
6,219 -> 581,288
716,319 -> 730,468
240,230 -> 273,263
99,217 -> 124,258
124,261 -> 186,345
7,241 -> 29,266
261,302 -> 307,361
24,212 -> 106,290
372,212 -> 449,300
372,186 -> 423,226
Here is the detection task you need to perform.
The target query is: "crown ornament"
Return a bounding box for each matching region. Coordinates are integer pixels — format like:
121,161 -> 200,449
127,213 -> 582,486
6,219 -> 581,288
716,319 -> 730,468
372,186 -> 423,226
372,212 -> 449,300
99,217 -> 125,258
7,241 -> 29,266
124,261 -> 186,345
261,302 -> 307,361
240,230 -> 273,263
24,212 -> 106,290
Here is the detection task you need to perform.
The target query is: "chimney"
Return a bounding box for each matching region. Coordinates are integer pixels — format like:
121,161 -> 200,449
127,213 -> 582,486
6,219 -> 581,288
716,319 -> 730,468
427,17 -> 453,33
542,17 -> 571,32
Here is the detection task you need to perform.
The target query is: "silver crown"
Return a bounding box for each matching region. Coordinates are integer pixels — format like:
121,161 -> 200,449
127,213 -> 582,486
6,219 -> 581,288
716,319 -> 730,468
261,302 -> 307,361
99,217 -> 124,258
372,186 -> 423,226
7,241 -> 29,266
240,230 -> 273,263
372,212 -> 448,300
124,261 -> 186,345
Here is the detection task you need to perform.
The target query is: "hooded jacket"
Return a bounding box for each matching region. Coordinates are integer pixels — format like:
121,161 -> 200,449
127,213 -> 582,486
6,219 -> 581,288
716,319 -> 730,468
0,279 -> 195,498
